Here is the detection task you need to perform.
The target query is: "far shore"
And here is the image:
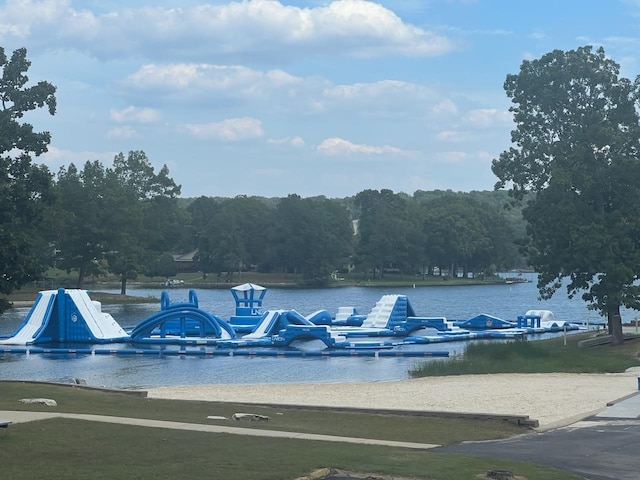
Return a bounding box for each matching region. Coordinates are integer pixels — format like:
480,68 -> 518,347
5,290 -> 159,308
3,274 -> 515,308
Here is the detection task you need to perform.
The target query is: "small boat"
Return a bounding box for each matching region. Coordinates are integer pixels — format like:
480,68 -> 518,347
504,274 -> 530,284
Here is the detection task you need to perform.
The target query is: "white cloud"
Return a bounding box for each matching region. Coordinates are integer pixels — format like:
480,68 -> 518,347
319,79 -> 443,117
183,117 -> 264,140
439,151 -> 468,163
107,126 -> 138,139
40,146 -> 118,168
0,0 -> 455,61
317,137 -> 408,156
436,130 -> 464,141
268,136 -> 306,147
124,64 -> 303,94
432,99 -> 458,115
528,31 -> 546,40
463,108 -> 512,128
475,150 -> 496,163
110,106 -> 160,123
324,79 -> 430,100
120,63 -> 451,122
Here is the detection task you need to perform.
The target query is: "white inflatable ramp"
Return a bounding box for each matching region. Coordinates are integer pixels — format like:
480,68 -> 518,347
361,295 -> 402,328
65,290 -> 129,342
0,290 -> 57,345
0,288 -> 129,345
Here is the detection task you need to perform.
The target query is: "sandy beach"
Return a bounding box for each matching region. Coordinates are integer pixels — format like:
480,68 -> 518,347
147,368 -> 640,430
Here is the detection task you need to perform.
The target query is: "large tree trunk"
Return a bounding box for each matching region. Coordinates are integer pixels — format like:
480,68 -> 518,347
76,264 -> 86,289
608,306 -> 624,346
120,276 -> 127,296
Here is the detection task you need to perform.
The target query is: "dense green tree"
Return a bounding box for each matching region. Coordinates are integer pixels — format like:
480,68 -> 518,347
195,195 -> 271,281
267,195 -> 353,284
297,197 -> 354,285
54,161 -> 138,289
270,194 -> 310,276
142,196 -> 191,267
146,252 -> 178,280
0,47 -> 57,312
54,151 -> 180,294
354,189 -> 415,278
110,151 -> 181,294
187,196 -> 221,276
112,151 -> 181,199
418,194 -> 487,277
492,46 -> 640,344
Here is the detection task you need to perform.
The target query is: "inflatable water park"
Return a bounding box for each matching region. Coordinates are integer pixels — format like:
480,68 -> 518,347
0,284 -> 582,358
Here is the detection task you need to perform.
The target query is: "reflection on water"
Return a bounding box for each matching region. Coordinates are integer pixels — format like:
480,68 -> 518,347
0,348 -> 444,389
0,276 -> 610,389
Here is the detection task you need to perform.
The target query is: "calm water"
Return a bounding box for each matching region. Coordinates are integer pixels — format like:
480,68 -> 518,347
0,274 -> 616,389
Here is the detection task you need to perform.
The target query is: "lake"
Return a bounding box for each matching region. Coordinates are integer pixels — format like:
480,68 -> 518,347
0,274 -> 619,389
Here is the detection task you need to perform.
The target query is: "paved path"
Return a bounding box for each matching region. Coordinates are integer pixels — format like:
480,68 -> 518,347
434,393 -> 640,480
0,410 -> 439,450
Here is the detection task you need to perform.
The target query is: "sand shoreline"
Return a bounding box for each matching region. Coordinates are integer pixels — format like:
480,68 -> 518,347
147,369 -> 640,430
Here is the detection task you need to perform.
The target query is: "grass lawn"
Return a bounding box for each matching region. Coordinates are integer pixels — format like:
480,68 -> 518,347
409,332 -> 640,377
3,289 -> 159,306
0,382 -> 524,445
0,382 -> 582,480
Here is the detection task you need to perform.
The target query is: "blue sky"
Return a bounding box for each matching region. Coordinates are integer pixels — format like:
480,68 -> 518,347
2,0 -> 639,198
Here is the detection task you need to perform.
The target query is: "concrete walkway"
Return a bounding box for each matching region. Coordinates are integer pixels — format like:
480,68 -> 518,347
436,393 -> 640,480
0,410 -> 439,450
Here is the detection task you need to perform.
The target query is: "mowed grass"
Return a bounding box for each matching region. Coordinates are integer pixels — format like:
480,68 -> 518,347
410,332 -> 640,377
0,418 -> 582,480
0,383 -> 583,480
0,382 -> 522,445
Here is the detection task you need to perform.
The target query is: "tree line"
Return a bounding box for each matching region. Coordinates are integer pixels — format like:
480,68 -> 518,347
184,187 -> 523,285
4,141 -> 525,306
8,144 -> 528,299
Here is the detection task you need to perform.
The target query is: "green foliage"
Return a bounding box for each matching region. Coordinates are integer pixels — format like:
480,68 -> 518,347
266,194 -> 354,283
417,193 -> 516,276
0,47 -> 56,153
54,161 -> 128,288
189,195 -> 271,276
109,151 -> 182,293
492,45 -> 640,344
352,189 -> 519,280
147,252 -> 178,279
410,334 -> 640,377
355,189 -> 418,278
52,151 -> 182,293
0,47 -> 56,311
177,189 -> 526,284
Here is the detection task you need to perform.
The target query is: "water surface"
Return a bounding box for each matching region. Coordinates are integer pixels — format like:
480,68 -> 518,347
0,275 -> 612,388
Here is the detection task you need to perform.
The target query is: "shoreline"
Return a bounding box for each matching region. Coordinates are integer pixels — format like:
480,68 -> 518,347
146,369 -> 640,431
3,276 -> 511,307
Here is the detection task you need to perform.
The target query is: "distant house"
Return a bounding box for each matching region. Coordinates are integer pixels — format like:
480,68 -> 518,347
172,250 -> 199,272
338,256 -> 355,274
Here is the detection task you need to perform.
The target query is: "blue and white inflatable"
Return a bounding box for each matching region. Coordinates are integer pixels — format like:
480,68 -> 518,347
0,288 -> 129,345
